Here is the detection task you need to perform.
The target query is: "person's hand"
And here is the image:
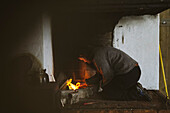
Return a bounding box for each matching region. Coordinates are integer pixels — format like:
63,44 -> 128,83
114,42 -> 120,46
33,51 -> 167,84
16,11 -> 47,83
99,67 -> 103,75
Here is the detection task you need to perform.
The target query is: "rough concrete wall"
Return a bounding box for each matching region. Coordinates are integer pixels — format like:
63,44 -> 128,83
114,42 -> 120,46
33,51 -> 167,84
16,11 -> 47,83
113,15 -> 159,90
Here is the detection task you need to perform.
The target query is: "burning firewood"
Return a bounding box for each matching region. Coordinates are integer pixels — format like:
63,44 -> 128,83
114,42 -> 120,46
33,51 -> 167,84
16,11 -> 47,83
60,78 -> 88,90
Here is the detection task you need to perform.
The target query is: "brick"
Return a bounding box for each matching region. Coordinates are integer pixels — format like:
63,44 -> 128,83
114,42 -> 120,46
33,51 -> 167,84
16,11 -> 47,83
133,110 -> 157,113
159,110 -> 170,113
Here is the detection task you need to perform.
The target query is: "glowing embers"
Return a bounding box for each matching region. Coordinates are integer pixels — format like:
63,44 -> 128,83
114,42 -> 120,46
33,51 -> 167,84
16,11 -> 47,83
66,79 -> 87,90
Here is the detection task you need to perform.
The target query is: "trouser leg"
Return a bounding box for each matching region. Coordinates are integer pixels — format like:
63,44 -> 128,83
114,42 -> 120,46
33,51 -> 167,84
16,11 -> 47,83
101,66 -> 141,100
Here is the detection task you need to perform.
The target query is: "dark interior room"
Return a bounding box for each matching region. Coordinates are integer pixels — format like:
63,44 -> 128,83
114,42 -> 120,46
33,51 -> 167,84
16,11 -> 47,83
1,1 -> 170,113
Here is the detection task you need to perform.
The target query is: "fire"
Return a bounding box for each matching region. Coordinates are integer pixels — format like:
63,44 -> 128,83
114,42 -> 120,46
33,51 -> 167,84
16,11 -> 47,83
66,79 -> 80,90
66,79 -> 88,90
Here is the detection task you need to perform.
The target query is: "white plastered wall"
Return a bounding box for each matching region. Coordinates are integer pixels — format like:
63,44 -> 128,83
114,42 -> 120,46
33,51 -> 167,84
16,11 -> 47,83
8,13 -> 55,82
113,15 -> 159,90
42,14 -> 55,82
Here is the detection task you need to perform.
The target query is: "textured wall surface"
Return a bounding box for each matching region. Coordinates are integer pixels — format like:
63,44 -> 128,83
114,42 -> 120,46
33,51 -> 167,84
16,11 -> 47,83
43,14 -> 55,81
113,15 -> 159,89
9,15 -> 44,66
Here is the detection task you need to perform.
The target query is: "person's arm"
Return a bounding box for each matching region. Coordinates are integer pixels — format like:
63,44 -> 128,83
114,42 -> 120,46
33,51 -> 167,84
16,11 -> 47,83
92,60 -> 103,75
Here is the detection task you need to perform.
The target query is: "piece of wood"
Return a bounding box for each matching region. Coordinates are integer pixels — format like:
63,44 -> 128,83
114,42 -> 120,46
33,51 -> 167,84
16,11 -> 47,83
160,9 -> 170,97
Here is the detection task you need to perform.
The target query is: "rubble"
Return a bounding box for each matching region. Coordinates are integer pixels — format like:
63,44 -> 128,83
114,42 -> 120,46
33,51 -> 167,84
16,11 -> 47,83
60,87 -> 94,106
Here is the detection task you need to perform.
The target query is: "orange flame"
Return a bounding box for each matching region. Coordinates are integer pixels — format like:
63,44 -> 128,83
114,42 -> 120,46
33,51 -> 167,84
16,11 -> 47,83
66,79 -> 80,90
66,79 -> 88,90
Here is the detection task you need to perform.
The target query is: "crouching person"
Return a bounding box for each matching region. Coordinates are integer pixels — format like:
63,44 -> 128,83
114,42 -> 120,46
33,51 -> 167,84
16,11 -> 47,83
79,46 -> 152,101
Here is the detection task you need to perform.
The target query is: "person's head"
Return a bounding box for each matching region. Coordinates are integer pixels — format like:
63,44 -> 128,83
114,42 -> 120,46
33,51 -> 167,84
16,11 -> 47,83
78,45 -> 95,63
78,56 -> 91,64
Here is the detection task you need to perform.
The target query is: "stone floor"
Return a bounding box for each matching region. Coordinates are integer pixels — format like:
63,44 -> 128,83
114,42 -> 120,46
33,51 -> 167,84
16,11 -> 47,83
61,90 -> 170,113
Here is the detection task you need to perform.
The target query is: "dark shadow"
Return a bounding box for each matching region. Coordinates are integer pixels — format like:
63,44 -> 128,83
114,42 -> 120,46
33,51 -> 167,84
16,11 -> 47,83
3,53 -> 61,113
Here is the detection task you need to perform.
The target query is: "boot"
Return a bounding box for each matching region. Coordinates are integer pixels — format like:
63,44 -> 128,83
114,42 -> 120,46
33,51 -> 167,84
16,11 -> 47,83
136,82 -> 152,101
